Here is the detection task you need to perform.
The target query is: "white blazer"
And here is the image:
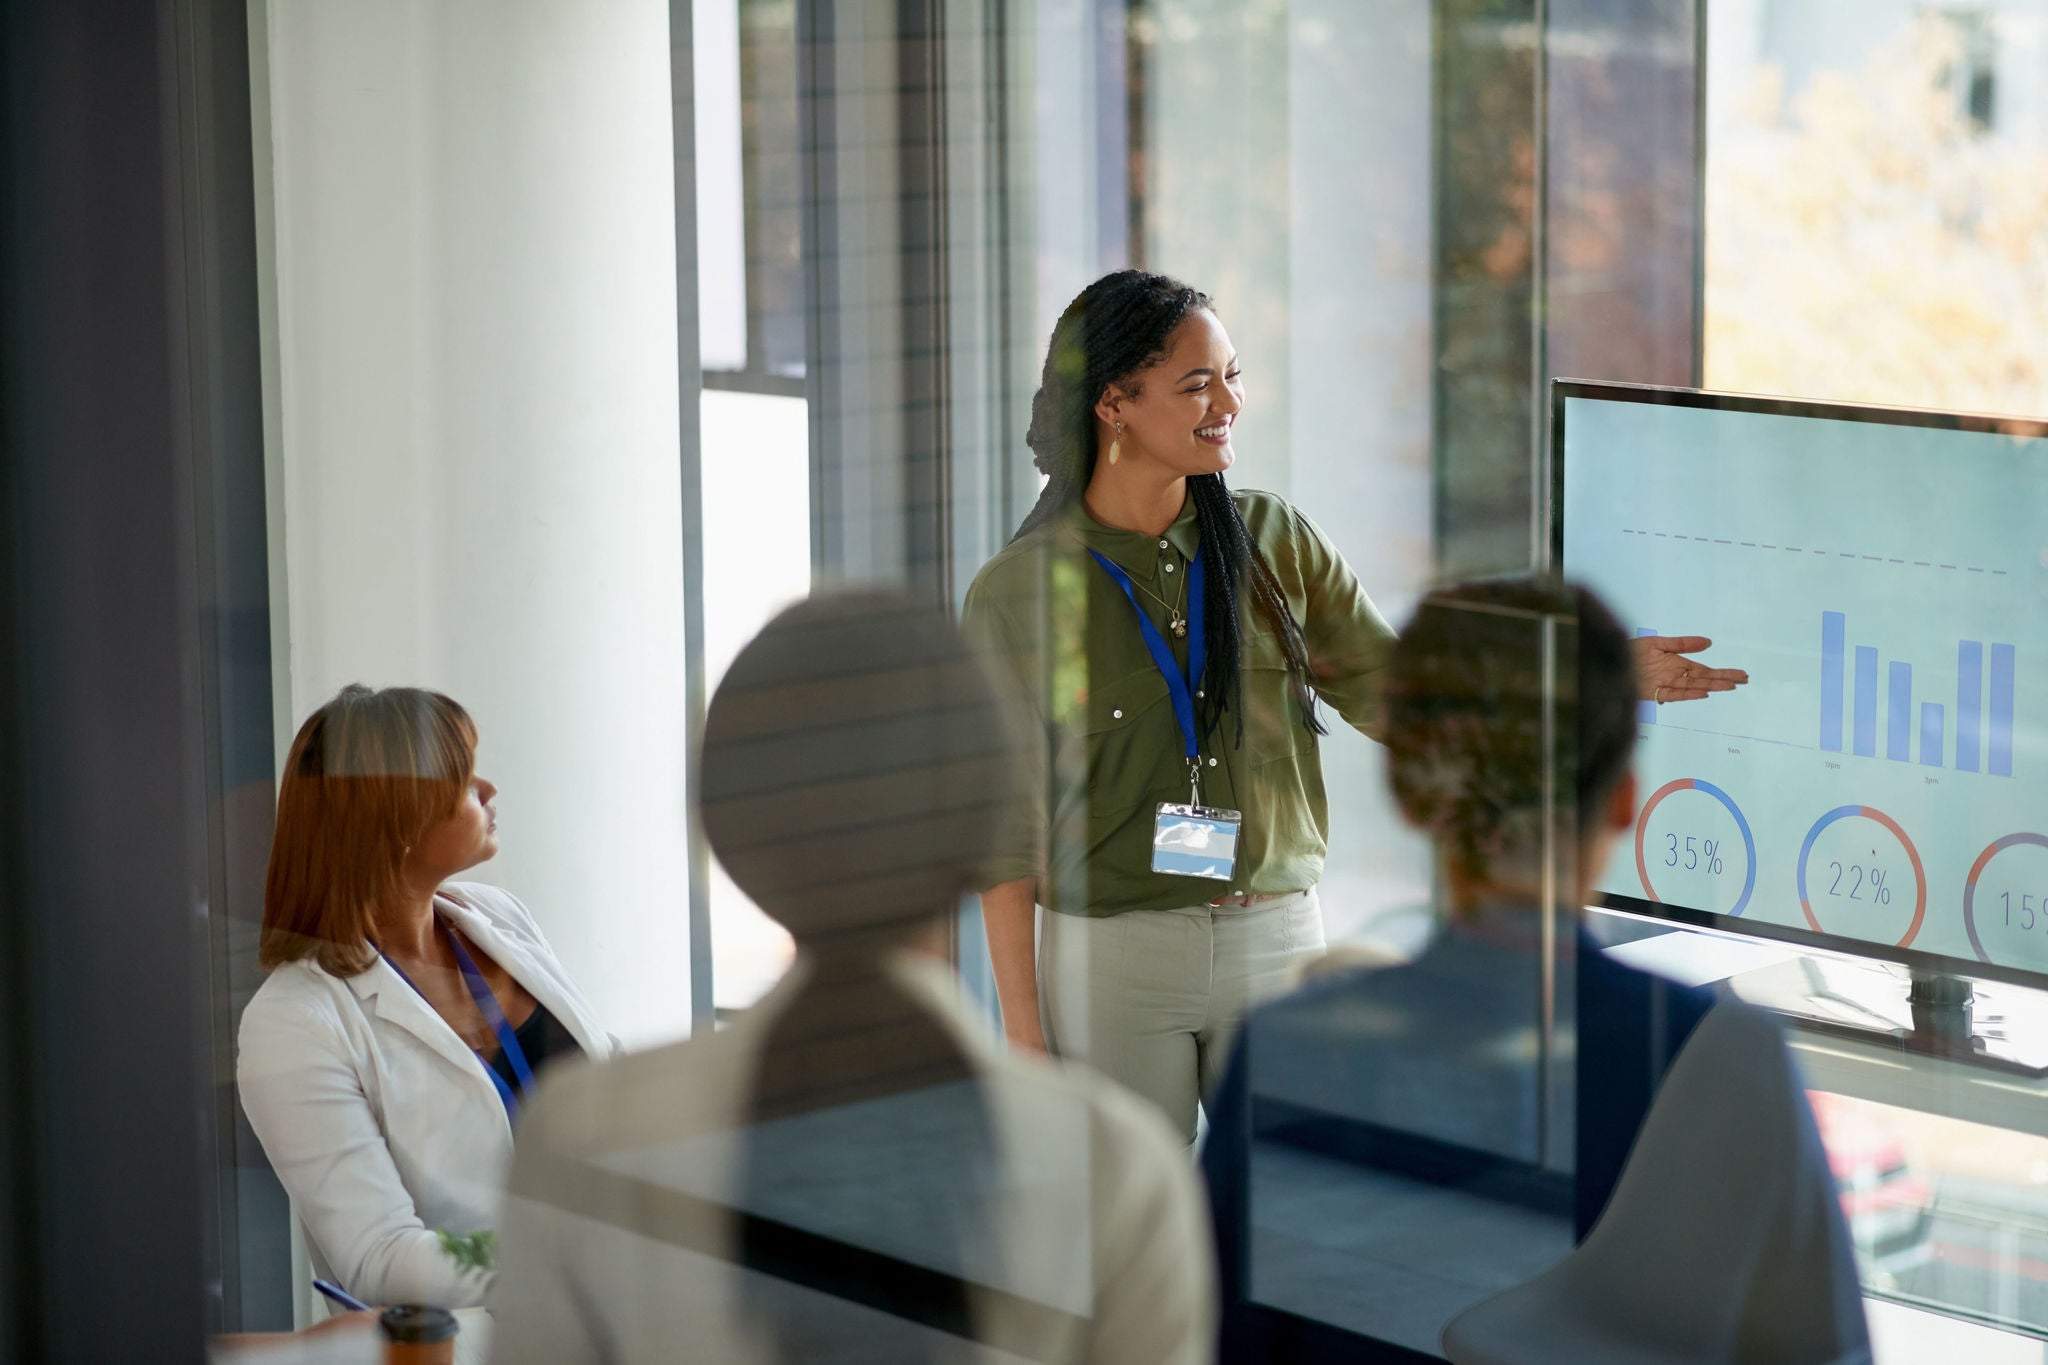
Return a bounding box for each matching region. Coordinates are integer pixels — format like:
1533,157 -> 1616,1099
237,882 -> 613,1309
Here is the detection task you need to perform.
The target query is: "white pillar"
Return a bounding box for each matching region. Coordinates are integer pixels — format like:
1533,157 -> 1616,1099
258,0 -> 692,1045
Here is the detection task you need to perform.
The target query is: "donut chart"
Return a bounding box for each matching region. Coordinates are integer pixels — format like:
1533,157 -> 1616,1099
1961,832 -> 2048,965
1795,805 -> 1928,947
1633,777 -> 1758,917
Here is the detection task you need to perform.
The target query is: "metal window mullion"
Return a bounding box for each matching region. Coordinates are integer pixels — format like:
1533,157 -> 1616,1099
671,0 -> 716,1028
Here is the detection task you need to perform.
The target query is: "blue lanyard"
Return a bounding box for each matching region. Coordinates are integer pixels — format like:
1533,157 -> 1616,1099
1088,544 -> 1207,765
383,919 -> 538,1122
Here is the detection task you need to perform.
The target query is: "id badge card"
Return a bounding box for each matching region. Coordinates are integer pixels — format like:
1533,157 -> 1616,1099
1152,803 -> 1243,881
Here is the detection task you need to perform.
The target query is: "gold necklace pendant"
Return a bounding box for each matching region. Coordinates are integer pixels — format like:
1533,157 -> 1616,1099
1127,551 -> 1191,638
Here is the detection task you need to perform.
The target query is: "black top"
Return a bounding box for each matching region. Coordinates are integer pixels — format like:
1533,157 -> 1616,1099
485,1001 -> 583,1095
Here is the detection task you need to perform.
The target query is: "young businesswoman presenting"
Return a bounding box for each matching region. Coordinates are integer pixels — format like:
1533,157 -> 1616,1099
964,270 -> 1743,1141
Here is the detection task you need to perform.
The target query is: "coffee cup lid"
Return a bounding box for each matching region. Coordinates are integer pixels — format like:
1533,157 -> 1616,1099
380,1305 -> 460,1344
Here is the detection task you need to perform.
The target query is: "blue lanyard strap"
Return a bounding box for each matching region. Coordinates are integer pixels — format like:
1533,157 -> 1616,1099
1087,544 -> 1207,762
382,919 -> 538,1121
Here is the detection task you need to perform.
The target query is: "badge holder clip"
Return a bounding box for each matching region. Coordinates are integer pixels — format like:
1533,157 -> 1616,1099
1152,756 -> 1241,881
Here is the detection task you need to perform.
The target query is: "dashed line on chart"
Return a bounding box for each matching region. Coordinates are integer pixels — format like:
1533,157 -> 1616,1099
1656,722 -> 1818,753
1618,529 -> 2009,577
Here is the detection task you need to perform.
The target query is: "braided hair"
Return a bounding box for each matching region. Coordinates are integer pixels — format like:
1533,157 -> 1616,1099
1013,269 -> 1325,743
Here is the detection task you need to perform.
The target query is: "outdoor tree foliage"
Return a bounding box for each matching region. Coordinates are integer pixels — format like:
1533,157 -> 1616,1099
1707,16 -> 2048,419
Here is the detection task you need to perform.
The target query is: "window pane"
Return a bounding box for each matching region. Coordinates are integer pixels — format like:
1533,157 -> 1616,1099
700,387 -> 810,1010
1706,2 -> 2048,414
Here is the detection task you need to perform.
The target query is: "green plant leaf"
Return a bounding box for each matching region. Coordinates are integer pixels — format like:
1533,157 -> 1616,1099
435,1228 -> 498,1273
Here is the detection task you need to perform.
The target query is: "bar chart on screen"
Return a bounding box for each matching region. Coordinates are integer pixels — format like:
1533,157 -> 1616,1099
1817,611 -> 2016,776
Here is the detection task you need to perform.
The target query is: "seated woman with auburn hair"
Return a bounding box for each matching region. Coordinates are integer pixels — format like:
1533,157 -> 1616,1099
238,685 -> 612,1309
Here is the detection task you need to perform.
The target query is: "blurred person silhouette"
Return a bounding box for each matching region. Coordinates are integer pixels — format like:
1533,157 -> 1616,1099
239,685 -> 613,1309
486,593 -> 1215,1364
1202,578 -> 1866,1364
964,269 -> 1746,1147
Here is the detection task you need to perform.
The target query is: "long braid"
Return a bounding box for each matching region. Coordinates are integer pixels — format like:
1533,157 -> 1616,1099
1014,269 -> 1324,743
1188,476 -> 1327,743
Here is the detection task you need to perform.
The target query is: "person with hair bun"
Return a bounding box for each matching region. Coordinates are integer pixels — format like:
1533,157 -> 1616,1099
1198,579 -> 1861,1363
965,271 -> 1742,1143
238,685 -> 611,1309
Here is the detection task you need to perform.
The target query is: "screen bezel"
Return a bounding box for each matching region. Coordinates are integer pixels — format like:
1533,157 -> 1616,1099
1551,378 -> 2048,991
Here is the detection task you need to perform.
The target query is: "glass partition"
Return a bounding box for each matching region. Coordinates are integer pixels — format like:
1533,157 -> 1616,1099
25,0 -> 2048,1358
225,0 -> 2048,1352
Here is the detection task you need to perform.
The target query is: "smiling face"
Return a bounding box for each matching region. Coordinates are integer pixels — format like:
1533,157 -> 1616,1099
1093,309 -> 1244,479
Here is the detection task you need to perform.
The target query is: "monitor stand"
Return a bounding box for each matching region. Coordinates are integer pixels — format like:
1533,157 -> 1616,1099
1907,967 -> 1977,1052
1728,954 -> 2048,1077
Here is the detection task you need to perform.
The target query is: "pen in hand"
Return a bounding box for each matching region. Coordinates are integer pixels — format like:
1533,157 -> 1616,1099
312,1279 -> 373,1314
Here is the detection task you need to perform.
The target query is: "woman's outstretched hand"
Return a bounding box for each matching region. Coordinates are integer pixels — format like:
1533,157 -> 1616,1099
1634,634 -> 1749,704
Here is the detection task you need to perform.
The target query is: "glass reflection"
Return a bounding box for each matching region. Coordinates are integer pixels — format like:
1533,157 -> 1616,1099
1205,580 -> 1868,1363
488,596 -> 1215,1364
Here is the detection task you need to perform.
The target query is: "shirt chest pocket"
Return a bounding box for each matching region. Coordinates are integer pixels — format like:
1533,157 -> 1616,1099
1079,666 -> 1181,811
1242,628 -> 1314,763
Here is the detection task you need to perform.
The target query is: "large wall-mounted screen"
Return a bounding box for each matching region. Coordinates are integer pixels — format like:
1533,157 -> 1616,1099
1558,383 -> 2048,981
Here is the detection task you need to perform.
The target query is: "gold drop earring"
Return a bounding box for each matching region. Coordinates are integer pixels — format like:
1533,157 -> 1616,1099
1108,421 -> 1123,466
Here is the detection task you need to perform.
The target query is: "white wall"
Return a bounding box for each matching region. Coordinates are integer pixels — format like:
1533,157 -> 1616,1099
258,0 -> 692,1045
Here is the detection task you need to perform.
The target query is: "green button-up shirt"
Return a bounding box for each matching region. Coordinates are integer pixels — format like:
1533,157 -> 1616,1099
962,488 -> 1396,917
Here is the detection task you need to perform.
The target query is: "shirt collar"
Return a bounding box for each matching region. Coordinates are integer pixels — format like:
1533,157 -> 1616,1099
1061,489 -> 1202,581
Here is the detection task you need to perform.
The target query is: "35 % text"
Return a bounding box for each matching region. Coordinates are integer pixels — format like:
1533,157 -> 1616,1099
1664,834 -> 1725,876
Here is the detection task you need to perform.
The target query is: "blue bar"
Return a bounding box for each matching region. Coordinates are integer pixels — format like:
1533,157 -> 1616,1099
1636,629 -> 1659,723
1921,703 -> 1944,767
1853,647 -> 1878,757
1958,641 -> 1983,772
1990,643 -> 2016,777
1887,662 -> 1912,761
1820,612 -> 1845,751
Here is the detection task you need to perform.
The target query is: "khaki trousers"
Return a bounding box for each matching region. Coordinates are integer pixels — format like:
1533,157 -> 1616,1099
1039,888 -> 1325,1145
